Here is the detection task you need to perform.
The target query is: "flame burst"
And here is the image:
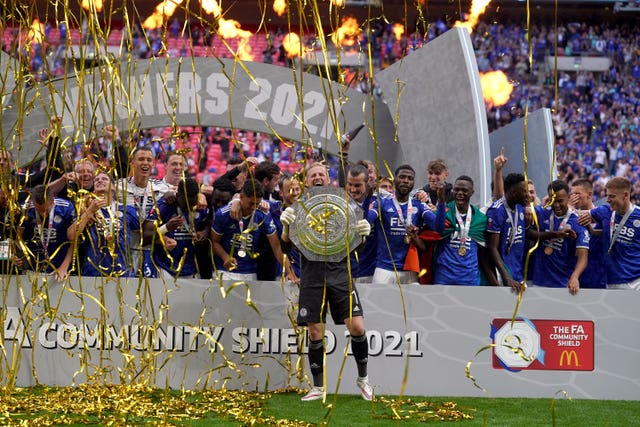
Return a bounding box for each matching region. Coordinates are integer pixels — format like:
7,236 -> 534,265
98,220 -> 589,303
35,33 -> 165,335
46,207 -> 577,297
331,17 -> 360,47
143,0 -> 184,30
144,0 -> 255,60
392,23 -> 404,41
200,0 -> 254,61
81,0 -> 104,12
282,32 -> 302,58
273,0 -> 286,16
27,19 -> 45,45
217,19 -> 254,60
454,0 -> 492,33
200,0 -> 222,16
480,71 -> 513,108
331,0 -> 346,6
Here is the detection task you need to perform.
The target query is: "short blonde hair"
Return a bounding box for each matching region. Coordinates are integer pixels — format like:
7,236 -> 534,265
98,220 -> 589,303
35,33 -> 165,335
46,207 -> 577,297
606,176 -> 630,192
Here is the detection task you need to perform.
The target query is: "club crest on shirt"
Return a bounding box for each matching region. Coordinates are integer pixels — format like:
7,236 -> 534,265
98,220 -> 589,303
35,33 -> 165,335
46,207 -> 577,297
54,215 -> 62,224
634,219 -> 640,228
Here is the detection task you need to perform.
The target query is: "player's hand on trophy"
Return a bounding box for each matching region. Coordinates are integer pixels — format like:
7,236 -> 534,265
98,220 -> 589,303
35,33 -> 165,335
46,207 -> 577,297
281,207 -> 296,226
355,219 -> 371,236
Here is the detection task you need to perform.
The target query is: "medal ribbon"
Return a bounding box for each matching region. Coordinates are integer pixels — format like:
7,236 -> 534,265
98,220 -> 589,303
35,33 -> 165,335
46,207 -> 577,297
454,205 -> 472,249
392,196 -> 413,239
36,204 -> 56,253
608,204 -> 637,254
236,211 -> 256,256
177,206 -> 196,236
504,200 -> 519,254
98,201 -> 117,238
548,209 -> 572,248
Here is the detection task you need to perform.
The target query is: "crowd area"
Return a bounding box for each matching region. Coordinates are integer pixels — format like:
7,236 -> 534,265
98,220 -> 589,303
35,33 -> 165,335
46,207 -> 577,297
0,16 -> 639,292
4,16 -> 639,203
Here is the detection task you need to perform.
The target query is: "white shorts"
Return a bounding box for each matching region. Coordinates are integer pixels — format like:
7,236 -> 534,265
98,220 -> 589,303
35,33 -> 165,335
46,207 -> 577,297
219,271 -> 257,282
372,268 -> 418,285
608,277 -> 640,290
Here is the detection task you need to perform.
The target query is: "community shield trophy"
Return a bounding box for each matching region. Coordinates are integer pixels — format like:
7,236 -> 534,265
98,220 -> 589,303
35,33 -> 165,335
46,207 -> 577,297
289,186 -> 364,262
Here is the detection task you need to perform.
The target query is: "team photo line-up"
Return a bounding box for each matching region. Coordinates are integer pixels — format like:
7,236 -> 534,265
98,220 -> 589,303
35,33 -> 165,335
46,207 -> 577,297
1,121 -> 638,401
1,124 -> 637,291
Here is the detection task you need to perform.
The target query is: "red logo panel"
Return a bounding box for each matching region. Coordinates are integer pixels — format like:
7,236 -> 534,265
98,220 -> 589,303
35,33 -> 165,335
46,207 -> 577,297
491,319 -> 594,371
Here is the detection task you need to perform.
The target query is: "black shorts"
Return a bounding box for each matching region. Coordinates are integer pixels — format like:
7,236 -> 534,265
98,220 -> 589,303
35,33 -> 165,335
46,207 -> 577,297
297,279 -> 363,326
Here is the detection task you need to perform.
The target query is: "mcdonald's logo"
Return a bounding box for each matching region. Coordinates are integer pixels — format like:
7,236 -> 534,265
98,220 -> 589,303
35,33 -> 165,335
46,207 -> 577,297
559,350 -> 579,367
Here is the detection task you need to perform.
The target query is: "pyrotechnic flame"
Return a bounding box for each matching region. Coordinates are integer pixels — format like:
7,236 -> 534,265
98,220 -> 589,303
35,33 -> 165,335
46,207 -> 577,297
273,0 -> 286,16
200,0 -> 222,17
480,71 -> 513,108
454,0 -> 492,33
331,17 -> 360,47
216,18 -> 254,60
217,19 -> 252,40
143,0 -> 185,30
198,0 -> 254,61
27,19 -> 45,45
282,32 -> 302,58
331,0 -> 346,6
392,23 -> 404,41
81,0 -> 104,12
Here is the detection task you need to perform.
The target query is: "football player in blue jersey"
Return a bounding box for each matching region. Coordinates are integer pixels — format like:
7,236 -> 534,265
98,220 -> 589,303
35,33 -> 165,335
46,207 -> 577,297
117,146 -> 170,277
271,172 -> 302,282
253,160 -> 282,280
18,185 -> 76,281
486,173 -> 529,291
579,177 -> 640,289
433,176 -> 492,286
368,164 -> 446,284
529,180 -> 589,295
145,178 -> 210,278
346,164 -> 377,283
211,179 -> 286,281
570,179 -> 607,288
69,171 -> 140,277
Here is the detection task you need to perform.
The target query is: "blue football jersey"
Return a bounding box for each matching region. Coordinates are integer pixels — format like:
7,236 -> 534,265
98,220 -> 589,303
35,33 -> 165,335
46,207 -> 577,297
212,206 -> 276,274
591,204 -> 640,285
486,198 -> 527,282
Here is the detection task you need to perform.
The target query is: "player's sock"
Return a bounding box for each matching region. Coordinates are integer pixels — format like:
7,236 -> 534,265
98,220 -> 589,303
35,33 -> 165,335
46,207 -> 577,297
351,332 -> 369,378
308,338 -> 324,387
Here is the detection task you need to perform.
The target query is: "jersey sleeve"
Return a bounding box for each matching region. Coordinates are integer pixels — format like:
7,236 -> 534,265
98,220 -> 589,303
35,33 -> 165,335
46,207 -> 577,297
589,205 -> 610,223
367,198 -> 380,222
212,209 -> 227,235
418,201 -> 436,230
575,221 -> 590,249
262,212 -> 277,236
486,206 -> 504,233
126,205 -> 141,231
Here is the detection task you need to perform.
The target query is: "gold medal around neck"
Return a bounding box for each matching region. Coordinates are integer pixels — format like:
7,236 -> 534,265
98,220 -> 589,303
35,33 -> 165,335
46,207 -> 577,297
458,246 -> 467,256
544,246 -> 553,255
